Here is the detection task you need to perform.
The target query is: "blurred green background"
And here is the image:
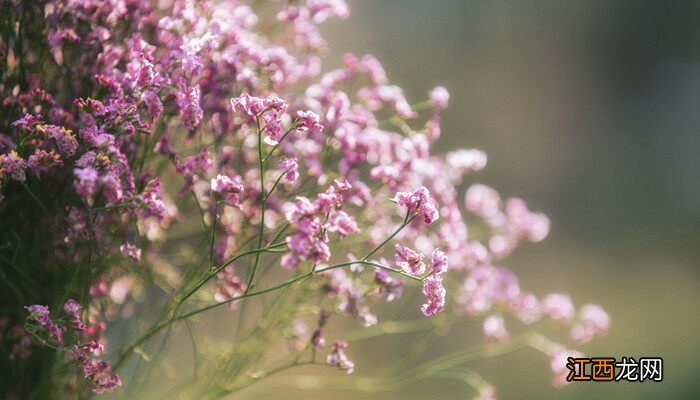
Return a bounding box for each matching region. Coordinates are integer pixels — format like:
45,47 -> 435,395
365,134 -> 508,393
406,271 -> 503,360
312,1 -> 700,399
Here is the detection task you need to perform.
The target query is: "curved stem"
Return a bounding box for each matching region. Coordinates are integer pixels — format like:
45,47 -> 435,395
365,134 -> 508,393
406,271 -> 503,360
315,260 -> 422,282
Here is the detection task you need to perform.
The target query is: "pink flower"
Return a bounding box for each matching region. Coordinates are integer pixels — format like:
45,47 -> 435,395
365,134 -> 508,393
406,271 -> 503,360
459,264 -> 521,314
541,293 -> 575,324
119,242 -> 142,262
210,174 -> 244,207
513,292 -> 542,325
393,186 -> 439,224
394,244 -> 425,275
214,266 -> 246,310
429,248 -> 448,275
483,315 -> 509,342
465,184 -> 501,218
421,275 -> 446,316
429,86 -> 449,110
550,346 -> 585,387
446,149 -> 487,174
327,340 -> 354,374
279,158 -> 299,183
571,304 -> 609,344
231,93 -> 287,118
326,210 -> 359,238
295,110 -> 323,134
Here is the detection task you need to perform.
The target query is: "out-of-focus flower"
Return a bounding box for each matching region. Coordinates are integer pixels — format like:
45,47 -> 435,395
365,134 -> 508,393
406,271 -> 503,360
327,340 -> 354,374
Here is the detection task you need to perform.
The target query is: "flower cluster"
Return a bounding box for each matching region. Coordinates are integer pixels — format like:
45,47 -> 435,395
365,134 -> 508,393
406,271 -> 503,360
25,300 -> 119,394
0,0 -> 608,397
282,179 -> 359,270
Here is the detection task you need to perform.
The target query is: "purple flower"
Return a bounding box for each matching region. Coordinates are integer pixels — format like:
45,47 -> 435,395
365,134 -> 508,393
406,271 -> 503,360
141,91 -> 163,124
12,113 -> 44,130
70,345 -> 121,394
74,167 -> 100,200
37,125 -> 79,156
0,151 -> 27,182
63,299 -> 86,333
25,305 -> 66,346
176,83 -> 203,130
175,149 -> 213,194
27,149 -> 63,176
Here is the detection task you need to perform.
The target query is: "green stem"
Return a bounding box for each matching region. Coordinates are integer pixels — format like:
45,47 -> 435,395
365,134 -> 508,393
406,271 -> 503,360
264,173 -> 286,202
262,124 -> 297,165
20,181 -> 50,216
362,211 -> 416,261
315,260 -> 423,282
246,118 -> 266,294
208,195 -> 218,271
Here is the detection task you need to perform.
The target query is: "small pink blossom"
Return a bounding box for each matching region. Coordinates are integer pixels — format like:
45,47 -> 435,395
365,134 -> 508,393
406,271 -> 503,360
429,86 -> 449,110
214,266 -> 246,310
429,248 -> 448,275
394,244 -> 425,275
421,275 -> 446,317
210,174 -> 244,207
327,340 -> 354,374
295,110 -> 323,134
393,186 -> 439,224
231,93 -> 287,117
571,304 -> 609,344
119,242 -> 142,262
541,293 -> 575,325
483,315 -> 509,342
550,346 -> 585,387
279,158 -> 299,183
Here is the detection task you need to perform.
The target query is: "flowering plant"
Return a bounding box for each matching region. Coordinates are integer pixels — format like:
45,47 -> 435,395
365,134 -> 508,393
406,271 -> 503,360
0,1 -> 608,398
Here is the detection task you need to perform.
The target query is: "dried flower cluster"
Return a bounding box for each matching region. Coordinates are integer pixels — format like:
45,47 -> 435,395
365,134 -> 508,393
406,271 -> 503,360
0,0 -> 607,398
